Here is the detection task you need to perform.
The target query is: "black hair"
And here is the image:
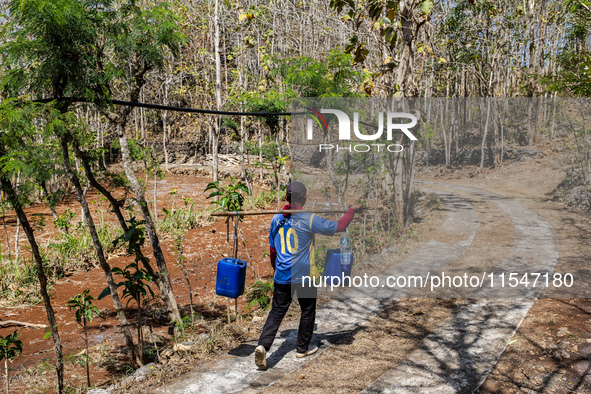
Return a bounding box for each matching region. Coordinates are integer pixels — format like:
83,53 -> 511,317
287,192 -> 306,204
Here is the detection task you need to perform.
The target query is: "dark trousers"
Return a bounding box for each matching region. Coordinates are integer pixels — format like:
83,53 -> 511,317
258,282 -> 317,354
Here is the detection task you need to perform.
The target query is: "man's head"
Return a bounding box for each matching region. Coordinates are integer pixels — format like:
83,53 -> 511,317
286,181 -> 307,207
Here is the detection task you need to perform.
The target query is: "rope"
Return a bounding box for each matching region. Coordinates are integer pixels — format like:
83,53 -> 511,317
233,211 -> 239,259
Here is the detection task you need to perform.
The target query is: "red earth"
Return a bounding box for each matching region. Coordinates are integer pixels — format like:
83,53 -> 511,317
0,172 -> 275,390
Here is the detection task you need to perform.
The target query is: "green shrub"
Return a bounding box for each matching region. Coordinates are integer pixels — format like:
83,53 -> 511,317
158,199 -> 213,237
244,189 -> 277,210
48,221 -> 120,275
245,280 -> 274,311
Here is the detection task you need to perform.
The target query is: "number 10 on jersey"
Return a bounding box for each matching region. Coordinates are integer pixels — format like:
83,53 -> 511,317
278,227 -> 299,254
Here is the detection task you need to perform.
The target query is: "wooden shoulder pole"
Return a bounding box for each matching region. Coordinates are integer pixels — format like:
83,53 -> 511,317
210,208 -> 381,217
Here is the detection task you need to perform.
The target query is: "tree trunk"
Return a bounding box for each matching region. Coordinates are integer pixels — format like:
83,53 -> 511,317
440,103 -> 450,168
140,91 -> 146,144
213,0 -> 222,183
239,115 -> 252,195
499,105 -> 505,167
1,215 -> 11,260
0,175 -> 64,393
480,100 -> 491,171
14,173 -> 20,263
84,318 -> 90,388
59,136 -> 140,367
550,92 -> 557,139
117,130 -> 182,323
138,305 -> 143,365
394,0 -> 415,95
275,134 -> 289,184
391,133 -> 404,225
71,141 -> 174,312
152,146 -> 158,224
163,110 -> 169,172
325,135 -> 343,209
212,124 -> 219,183
258,125 -> 263,182
404,139 -> 416,225
39,181 -> 59,223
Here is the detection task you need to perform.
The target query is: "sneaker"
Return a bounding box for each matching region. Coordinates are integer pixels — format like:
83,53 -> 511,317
255,345 -> 267,370
296,345 -> 318,358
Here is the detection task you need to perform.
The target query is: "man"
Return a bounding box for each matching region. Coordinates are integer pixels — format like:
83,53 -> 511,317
255,181 -> 362,370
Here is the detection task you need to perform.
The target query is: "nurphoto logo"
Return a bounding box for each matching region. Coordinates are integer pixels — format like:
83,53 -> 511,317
306,108 -> 418,153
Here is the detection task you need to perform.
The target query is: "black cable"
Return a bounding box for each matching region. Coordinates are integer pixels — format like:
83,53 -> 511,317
109,99 -> 380,129
33,97 -> 382,129
33,97 -> 303,116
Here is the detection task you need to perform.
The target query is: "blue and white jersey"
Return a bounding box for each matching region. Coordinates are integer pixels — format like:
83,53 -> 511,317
270,212 -> 338,284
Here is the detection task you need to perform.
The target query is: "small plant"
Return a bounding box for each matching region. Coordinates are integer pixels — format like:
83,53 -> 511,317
204,178 -> 250,215
54,209 -> 76,234
33,214 -> 47,233
169,188 -> 178,210
117,362 -> 135,376
64,352 -> 92,377
174,315 -> 193,332
99,262 -> 154,365
205,179 -> 250,260
159,201 -> 199,235
205,179 -> 251,262
0,330 -> 23,393
66,289 -> 103,388
245,280 -> 274,311
173,234 -> 196,326
114,216 -> 147,256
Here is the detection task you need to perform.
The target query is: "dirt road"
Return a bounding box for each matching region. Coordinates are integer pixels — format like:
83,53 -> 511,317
157,144 -> 591,393
156,177 -> 572,393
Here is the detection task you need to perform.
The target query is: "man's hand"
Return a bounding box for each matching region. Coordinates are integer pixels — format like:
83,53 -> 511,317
337,204 -> 361,232
350,203 -> 363,212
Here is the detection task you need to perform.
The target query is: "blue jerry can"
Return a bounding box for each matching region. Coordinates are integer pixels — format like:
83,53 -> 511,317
216,258 -> 247,298
323,249 -> 353,286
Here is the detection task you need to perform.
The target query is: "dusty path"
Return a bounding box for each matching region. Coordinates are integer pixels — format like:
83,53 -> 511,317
156,178 -> 563,393
360,182 -> 557,393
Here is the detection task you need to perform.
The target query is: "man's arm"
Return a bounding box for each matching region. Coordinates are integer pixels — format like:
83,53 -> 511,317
269,217 -> 278,270
310,203 -> 364,235
336,203 -> 363,232
269,246 -> 277,270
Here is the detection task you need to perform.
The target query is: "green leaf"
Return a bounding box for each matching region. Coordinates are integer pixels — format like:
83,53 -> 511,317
97,286 -> 112,300
204,182 -> 219,192
420,0 -> 434,14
